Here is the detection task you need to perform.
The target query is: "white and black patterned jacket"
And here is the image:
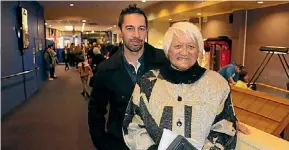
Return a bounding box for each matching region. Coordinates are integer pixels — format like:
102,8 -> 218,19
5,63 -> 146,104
123,63 -> 237,150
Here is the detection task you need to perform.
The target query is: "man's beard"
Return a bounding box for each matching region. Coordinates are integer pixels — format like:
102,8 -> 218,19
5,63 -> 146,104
123,39 -> 144,52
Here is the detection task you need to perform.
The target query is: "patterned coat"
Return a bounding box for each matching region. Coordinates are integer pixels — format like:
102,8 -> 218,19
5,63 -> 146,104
123,63 -> 237,150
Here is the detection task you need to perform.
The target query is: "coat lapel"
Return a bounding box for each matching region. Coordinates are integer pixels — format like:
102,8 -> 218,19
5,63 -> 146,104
107,47 -> 135,96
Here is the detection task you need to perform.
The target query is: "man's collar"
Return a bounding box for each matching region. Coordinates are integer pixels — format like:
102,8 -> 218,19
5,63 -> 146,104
122,47 -> 144,66
104,42 -> 164,70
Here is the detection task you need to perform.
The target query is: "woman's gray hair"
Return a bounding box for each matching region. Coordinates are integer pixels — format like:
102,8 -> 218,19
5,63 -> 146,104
163,22 -> 204,59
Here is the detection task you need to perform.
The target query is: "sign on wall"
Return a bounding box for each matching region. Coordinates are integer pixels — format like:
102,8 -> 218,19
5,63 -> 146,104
17,6 -> 30,51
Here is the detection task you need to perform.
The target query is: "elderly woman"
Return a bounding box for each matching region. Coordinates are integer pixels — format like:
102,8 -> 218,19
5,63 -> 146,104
122,22 -> 237,150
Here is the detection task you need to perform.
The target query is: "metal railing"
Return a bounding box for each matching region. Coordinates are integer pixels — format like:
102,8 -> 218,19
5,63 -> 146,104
1,66 -> 40,80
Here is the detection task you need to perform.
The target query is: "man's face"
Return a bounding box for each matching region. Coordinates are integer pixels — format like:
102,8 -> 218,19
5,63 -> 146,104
119,13 -> 147,53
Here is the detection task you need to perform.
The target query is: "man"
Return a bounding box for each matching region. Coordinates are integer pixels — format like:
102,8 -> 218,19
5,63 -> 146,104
62,46 -> 70,71
88,4 -> 166,150
218,62 -> 244,85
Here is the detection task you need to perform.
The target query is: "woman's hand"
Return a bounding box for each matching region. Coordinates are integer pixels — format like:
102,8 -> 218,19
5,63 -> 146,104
236,122 -> 251,135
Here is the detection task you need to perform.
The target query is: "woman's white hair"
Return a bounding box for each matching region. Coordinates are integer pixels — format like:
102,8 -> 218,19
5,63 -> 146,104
163,22 -> 204,59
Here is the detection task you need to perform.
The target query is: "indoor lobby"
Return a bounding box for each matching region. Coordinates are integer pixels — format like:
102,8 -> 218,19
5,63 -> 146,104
1,1 -> 289,150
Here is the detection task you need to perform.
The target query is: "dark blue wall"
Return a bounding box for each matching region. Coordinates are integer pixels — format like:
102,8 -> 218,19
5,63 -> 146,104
1,1 -> 46,115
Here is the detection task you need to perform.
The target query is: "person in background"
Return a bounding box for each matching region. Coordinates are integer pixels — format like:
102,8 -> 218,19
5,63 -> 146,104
69,43 -> 76,67
91,43 -> 105,72
219,64 -> 251,135
62,46 -> 70,71
218,62 -> 244,85
47,44 -> 57,79
44,46 -> 53,80
123,21 -> 237,150
88,4 -> 166,150
78,58 -> 93,98
235,70 -> 250,89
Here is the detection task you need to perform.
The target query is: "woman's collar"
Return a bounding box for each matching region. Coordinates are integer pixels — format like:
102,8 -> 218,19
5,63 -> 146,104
160,60 -> 207,84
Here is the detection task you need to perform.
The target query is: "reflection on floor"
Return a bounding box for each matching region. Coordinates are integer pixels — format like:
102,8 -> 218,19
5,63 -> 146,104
256,84 -> 289,99
1,66 -> 95,150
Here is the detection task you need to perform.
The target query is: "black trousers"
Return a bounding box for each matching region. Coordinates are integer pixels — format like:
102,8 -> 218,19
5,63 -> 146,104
50,67 -> 55,78
64,59 -> 69,70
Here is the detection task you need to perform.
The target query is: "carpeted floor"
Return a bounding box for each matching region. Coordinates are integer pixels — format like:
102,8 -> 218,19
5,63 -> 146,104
1,66 -> 95,150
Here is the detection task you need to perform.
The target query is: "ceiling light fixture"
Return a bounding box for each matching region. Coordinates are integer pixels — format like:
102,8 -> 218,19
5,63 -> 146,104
49,25 -> 52,27
45,23 -> 47,26
82,20 -> 86,23
257,1 -> 263,4
64,26 -> 73,31
197,13 -> 201,16
142,0 -> 146,2
70,3 -> 74,7
113,25 -> 116,27
91,31 -> 95,33
169,18 -> 172,21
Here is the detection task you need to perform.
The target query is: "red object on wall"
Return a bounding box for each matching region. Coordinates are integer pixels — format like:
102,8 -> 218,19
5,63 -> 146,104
204,36 -> 232,71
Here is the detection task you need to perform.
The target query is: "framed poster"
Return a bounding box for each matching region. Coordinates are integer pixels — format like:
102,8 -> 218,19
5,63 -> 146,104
17,6 -> 29,50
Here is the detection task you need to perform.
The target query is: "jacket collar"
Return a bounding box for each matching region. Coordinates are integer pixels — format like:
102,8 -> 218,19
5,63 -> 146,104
105,42 -> 165,70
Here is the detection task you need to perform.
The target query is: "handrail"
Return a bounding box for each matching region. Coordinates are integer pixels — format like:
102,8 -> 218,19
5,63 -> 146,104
1,66 -> 40,80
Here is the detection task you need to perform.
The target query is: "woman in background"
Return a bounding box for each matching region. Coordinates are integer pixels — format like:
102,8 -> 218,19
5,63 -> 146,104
78,58 -> 93,98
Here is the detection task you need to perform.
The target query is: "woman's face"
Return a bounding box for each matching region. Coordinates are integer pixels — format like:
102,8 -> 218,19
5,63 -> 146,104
167,34 -> 199,71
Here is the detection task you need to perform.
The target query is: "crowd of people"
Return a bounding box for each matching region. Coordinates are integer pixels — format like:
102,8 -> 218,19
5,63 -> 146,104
44,41 -> 119,98
61,42 -> 119,73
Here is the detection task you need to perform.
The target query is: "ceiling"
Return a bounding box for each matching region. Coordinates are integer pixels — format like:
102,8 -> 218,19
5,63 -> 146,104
40,1 -> 289,32
153,1 -> 289,22
39,0 -> 160,31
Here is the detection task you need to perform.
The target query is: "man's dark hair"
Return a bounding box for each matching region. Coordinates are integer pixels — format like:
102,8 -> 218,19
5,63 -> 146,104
118,4 -> 148,29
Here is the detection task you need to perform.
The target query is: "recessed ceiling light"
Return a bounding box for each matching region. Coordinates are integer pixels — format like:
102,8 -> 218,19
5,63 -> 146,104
70,3 -> 74,7
82,20 -> 86,23
257,1 -> 263,4
91,31 -> 94,33
113,25 -> 116,27
197,13 -> 201,16
142,0 -> 146,2
169,18 -> 172,21
64,26 -> 73,30
45,23 -> 47,26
